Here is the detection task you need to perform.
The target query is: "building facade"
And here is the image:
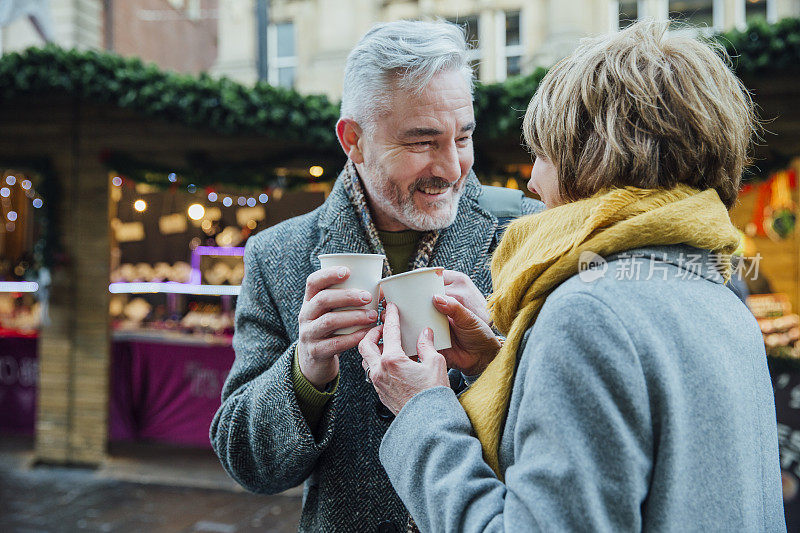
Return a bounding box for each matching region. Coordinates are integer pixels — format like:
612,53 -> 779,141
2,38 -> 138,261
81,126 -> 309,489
0,0 -> 219,75
0,0 -> 103,53
213,0 -> 800,99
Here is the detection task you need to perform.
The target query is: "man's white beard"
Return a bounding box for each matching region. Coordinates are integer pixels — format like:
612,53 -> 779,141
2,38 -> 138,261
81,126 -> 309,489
363,161 -> 464,231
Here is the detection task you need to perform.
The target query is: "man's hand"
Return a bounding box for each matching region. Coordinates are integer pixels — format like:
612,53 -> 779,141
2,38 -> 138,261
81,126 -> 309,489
297,267 -> 378,390
432,294 -> 501,375
359,303 -> 449,415
442,270 -> 491,325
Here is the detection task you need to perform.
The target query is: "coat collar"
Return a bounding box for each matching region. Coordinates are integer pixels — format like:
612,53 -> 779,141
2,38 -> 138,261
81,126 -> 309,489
604,244 -> 727,284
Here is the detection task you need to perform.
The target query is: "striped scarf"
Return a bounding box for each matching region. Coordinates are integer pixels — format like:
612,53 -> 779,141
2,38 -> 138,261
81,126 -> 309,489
341,160 -> 439,275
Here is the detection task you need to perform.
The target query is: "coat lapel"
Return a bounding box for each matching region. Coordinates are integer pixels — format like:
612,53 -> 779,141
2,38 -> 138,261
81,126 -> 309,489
310,176 -> 378,269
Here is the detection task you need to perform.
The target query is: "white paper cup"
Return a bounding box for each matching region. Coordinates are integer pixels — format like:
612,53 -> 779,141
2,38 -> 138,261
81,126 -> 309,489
318,253 -> 385,335
379,266 -> 452,356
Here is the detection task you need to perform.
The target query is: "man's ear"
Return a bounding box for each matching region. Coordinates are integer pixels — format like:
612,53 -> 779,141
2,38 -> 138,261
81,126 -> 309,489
336,118 -> 365,164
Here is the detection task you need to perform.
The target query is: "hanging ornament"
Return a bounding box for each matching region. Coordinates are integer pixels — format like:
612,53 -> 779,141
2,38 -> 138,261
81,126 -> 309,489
761,170 -> 797,241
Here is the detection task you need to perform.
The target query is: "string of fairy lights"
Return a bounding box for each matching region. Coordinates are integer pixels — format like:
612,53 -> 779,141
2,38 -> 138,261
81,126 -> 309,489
111,166 -> 326,219
1,172 -> 45,233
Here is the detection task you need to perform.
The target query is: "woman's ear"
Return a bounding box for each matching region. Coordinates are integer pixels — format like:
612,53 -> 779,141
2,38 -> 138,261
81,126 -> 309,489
336,118 -> 365,164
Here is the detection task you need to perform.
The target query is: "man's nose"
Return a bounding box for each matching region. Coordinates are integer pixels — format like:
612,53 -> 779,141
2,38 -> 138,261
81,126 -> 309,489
432,141 -> 462,183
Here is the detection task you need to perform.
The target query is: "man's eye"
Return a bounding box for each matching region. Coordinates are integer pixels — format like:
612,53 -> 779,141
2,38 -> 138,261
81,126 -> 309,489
457,136 -> 471,143
412,141 -> 433,147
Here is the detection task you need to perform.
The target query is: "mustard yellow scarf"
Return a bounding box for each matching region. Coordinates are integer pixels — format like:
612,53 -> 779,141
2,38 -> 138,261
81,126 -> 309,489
458,185 -> 741,478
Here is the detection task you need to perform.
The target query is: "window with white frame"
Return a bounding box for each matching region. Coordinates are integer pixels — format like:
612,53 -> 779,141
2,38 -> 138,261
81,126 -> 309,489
447,15 -> 481,77
610,1 -> 648,32
737,0 -> 777,27
267,21 -> 296,89
668,0 -> 719,29
618,0 -> 640,30
501,11 -> 523,80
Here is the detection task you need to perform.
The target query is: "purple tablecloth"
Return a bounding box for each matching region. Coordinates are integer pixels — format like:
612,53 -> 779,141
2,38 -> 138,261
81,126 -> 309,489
0,336 -> 38,435
0,335 -> 234,448
109,339 -> 234,447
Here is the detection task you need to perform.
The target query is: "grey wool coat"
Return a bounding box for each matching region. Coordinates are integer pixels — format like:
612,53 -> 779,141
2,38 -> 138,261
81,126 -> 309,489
210,171 -> 543,533
380,245 -> 786,532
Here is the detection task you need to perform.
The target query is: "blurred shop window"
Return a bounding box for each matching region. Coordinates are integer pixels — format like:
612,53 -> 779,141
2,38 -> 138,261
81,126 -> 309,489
500,11 -> 523,80
268,21 -> 296,89
447,15 -> 481,78
668,0 -> 721,31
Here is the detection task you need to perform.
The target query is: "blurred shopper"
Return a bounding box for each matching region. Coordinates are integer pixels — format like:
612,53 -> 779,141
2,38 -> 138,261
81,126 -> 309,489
210,19 -> 542,532
360,21 -> 785,532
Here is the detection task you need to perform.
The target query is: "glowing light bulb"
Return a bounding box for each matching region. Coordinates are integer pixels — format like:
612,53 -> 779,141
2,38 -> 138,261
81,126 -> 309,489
187,203 -> 205,221
112,176 -> 122,187
134,199 -> 147,212
259,193 -> 269,203
309,166 -> 324,178
207,192 -> 218,202
222,196 -> 233,207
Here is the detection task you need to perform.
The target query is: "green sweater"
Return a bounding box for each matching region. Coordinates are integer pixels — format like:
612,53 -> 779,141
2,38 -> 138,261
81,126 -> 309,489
293,230 -> 422,431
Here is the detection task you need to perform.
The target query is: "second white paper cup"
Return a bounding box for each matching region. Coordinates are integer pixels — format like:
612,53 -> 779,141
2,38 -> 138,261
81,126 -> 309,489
318,253 -> 385,335
379,266 -> 452,356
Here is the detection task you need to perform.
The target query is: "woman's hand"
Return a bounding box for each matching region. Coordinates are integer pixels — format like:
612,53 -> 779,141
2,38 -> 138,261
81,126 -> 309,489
358,303 -> 449,415
432,294 -> 502,376
442,270 -> 492,325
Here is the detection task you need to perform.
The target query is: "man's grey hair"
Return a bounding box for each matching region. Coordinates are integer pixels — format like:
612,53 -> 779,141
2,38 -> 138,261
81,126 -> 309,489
340,19 -> 475,132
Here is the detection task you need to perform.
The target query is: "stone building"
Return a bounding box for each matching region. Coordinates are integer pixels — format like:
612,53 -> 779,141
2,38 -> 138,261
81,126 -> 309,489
213,0 -> 800,99
0,0 -> 219,75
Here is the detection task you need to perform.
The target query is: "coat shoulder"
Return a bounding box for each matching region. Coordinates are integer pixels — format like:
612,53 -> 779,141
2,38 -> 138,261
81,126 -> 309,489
521,196 -> 545,215
246,206 -> 322,272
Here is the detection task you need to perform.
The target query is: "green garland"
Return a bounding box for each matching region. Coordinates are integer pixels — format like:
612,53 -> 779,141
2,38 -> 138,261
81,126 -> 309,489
718,16 -> 800,75
2,17 -> 797,162
0,45 -> 341,149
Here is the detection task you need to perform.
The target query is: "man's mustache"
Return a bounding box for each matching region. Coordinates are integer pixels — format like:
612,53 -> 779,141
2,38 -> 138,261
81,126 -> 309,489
410,176 -> 460,193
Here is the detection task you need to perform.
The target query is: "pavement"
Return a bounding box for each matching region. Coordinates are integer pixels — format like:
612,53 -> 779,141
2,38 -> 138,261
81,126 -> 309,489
0,436 -> 303,533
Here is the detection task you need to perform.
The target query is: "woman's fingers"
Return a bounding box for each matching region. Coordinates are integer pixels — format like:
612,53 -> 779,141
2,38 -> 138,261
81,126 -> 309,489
416,327 -> 447,373
433,294 -> 479,329
416,328 -> 434,360
382,302 -> 403,350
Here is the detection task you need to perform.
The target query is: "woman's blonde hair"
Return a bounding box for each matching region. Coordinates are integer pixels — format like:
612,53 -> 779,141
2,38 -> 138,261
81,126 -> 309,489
523,20 -> 757,209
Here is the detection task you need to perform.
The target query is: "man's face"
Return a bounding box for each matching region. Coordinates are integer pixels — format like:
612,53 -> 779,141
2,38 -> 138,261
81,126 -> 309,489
356,70 -> 475,231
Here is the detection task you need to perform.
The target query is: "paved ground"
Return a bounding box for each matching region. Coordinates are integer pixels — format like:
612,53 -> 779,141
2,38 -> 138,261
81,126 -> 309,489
0,437 -> 302,533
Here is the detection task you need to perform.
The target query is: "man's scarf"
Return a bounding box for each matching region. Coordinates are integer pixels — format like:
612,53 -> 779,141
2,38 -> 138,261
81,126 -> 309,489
459,185 -> 742,478
341,160 -> 439,276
